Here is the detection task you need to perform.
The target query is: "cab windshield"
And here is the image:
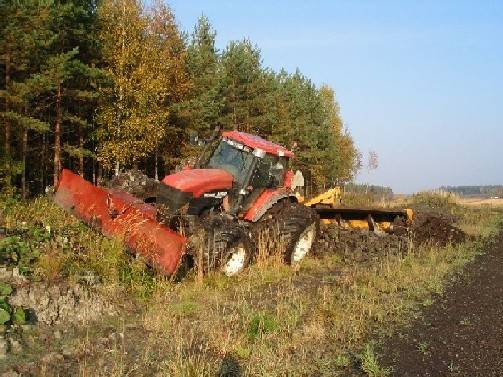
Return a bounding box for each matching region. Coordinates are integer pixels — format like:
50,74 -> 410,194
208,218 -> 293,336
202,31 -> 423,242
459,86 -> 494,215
207,140 -> 254,186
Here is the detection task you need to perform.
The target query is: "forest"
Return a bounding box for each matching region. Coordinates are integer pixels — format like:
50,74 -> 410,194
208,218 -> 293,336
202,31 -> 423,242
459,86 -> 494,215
0,0 -> 360,198
440,186 -> 503,197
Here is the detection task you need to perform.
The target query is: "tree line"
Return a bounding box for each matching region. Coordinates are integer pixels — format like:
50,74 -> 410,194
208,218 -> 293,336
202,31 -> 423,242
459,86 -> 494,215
0,0 -> 360,198
440,186 -> 503,197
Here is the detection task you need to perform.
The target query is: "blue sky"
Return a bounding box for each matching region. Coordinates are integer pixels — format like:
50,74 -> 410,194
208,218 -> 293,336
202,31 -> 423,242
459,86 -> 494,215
168,0 -> 502,193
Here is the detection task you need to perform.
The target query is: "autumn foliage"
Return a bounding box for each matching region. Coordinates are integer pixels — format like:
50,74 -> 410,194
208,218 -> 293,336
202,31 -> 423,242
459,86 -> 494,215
0,0 -> 359,196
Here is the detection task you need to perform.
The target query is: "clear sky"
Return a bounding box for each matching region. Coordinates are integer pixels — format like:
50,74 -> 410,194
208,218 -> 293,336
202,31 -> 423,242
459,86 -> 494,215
167,0 -> 502,193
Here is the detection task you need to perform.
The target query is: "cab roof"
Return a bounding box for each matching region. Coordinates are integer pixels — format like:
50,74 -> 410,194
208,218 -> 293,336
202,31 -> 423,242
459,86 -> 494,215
222,131 -> 294,158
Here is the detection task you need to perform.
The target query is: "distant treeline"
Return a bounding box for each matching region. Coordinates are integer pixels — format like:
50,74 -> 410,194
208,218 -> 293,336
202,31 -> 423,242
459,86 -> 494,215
343,183 -> 393,198
440,186 -> 503,197
0,0 -> 360,198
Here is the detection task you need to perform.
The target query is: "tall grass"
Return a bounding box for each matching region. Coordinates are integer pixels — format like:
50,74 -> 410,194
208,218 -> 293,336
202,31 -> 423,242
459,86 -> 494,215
2,196 -> 502,376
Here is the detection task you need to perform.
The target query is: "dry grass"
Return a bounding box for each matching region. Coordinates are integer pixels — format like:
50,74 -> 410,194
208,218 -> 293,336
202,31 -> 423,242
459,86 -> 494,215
458,197 -> 503,208
77,209 -> 502,376
2,197 -> 502,376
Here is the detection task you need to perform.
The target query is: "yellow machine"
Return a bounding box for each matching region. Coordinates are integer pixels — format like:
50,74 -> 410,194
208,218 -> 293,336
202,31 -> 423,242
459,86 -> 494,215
301,187 -> 414,233
303,187 -> 342,208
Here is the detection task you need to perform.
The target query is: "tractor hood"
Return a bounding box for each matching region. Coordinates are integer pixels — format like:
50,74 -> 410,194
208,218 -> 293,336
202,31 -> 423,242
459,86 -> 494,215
161,168 -> 233,197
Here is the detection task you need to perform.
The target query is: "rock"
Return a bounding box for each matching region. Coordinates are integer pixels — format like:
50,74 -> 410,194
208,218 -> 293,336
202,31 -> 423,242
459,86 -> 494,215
0,337 -> 7,359
11,268 -> 19,278
9,338 -> 22,354
9,282 -> 116,326
20,324 -> 34,332
0,267 -> 9,280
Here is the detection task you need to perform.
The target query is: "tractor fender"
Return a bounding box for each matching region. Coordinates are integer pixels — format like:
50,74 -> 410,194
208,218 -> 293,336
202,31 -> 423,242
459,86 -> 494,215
244,189 -> 297,222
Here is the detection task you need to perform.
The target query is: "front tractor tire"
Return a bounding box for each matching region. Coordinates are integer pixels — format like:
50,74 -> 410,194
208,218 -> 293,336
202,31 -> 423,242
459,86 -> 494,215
201,220 -> 254,277
271,202 -> 319,265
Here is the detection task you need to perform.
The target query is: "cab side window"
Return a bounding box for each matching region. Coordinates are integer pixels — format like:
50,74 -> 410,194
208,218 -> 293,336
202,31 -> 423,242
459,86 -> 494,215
249,155 -> 286,189
250,157 -> 272,188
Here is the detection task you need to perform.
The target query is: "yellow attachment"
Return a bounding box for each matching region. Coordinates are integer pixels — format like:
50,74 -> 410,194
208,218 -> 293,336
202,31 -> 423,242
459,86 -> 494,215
304,187 -> 342,207
405,208 -> 414,223
346,219 -> 370,230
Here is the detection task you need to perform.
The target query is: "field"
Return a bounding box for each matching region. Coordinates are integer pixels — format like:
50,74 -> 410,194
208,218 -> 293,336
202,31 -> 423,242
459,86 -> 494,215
0,195 -> 502,376
458,196 -> 503,208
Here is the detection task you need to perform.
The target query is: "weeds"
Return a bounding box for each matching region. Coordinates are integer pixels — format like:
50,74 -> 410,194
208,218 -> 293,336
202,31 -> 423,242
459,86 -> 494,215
361,343 -> 391,376
417,341 -> 429,355
247,313 -> 279,340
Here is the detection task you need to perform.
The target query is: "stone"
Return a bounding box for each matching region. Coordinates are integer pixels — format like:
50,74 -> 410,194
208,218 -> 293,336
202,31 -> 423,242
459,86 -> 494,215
9,339 -> 22,354
0,267 -> 9,280
11,268 -> 19,278
0,337 -> 7,359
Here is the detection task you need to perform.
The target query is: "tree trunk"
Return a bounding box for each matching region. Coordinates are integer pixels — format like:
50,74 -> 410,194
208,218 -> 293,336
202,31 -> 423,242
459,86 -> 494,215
42,133 -> 47,191
154,145 -> 158,180
53,83 -> 62,186
98,164 -> 103,185
4,52 -> 11,185
92,158 -> 96,185
78,123 -> 84,175
21,128 -> 28,199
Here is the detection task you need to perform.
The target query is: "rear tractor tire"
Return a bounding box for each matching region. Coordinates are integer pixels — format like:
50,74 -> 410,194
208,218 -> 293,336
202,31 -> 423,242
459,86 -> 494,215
273,202 -> 319,265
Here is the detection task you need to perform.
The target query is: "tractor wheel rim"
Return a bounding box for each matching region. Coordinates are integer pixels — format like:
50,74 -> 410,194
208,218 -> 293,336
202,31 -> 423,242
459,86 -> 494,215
221,246 -> 246,276
291,224 -> 316,263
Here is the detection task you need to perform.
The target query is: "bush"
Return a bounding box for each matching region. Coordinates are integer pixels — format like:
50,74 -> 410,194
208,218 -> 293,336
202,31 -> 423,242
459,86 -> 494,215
410,190 -> 459,211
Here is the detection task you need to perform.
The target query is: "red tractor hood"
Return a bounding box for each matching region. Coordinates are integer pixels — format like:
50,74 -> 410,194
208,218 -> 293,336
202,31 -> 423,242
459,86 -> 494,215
161,169 -> 233,197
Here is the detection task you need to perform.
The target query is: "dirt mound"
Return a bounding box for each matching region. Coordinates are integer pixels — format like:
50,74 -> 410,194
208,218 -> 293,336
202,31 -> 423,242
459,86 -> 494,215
315,226 -> 409,263
108,170 -> 159,200
315,211 -> 467,260
411,212 -> 466,246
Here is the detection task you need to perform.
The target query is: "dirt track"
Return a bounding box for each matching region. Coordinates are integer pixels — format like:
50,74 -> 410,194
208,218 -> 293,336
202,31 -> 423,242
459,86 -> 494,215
378,230 -> 503,376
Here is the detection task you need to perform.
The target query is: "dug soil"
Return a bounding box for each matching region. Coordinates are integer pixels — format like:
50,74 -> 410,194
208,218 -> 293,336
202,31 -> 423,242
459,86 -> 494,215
315,210 -> 467,263
376,230 -> 503,376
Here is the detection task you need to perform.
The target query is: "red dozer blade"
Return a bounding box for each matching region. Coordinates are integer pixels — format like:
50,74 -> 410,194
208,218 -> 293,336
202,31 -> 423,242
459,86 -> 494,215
54,169 -> 186,275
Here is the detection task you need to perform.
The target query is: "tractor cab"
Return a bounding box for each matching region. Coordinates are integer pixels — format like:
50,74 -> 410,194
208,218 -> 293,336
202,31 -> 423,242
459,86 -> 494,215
154,130 -> 295,218
205,131 -> 292,189
200,131 -> 294,214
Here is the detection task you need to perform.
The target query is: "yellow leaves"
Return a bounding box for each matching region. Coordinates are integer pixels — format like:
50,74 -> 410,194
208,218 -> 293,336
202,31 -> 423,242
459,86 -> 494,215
96,0 -> 189,169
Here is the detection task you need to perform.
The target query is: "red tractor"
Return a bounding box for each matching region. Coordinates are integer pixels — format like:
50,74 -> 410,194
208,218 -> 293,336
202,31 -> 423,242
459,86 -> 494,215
54,130 -> 318,276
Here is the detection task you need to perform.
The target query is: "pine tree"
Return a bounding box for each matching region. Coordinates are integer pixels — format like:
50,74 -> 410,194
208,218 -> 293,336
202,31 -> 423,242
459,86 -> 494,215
0,0 -> 52,193
219,40 -> 273,135
183,16 -> 222,136
27,0 -> 101,187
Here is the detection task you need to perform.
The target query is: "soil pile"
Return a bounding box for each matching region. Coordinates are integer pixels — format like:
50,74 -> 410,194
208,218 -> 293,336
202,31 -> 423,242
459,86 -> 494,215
315,211 -> 468,260
411,212 -> 466,246
315,226 -> 409,262
108,170 -> 159,200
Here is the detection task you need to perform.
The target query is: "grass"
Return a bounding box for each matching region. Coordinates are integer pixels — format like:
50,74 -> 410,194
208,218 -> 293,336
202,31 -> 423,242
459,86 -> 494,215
0,196 -> 502,376
361,343 -> 391,377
